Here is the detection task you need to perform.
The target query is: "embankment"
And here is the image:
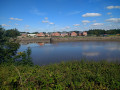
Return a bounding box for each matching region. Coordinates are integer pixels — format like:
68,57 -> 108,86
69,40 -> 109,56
17,36 -> 120,43
51,36 -> 120,42
17,37 -> 51,43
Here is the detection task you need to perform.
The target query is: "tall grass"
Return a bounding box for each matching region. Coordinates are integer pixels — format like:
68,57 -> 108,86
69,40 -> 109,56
0,60 -> 120,89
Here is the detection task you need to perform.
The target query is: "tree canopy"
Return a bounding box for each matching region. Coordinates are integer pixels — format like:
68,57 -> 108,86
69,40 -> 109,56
87,29 -> 120,36
5,28 -> 20,38
0,26 -> 33,65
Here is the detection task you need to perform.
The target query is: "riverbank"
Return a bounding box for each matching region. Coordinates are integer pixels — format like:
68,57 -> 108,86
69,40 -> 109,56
0,60 -> 120,89
17,37 -> 51,43
51,36 -> 120,42
17,36 -> 120,43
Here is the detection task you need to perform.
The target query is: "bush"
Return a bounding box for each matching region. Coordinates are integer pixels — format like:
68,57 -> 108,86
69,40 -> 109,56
0,60 -> 120,89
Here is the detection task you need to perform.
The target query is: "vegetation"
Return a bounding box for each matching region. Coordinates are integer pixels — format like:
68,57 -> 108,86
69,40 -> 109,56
0,26 -> 33,65
0,60 -> 120,89
0,25 -> 120,89
51,29 -> 120,36
0,25 -> 20,38
5,28 -> 20,38
87,29 -> 120,36
20,28 -> 120,37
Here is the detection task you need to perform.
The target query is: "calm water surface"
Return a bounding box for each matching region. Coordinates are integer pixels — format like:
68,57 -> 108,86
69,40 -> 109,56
18,41 -> 120,65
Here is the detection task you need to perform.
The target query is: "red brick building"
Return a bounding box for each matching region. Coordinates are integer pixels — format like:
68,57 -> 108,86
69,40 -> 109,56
51,32 -> 61,36
71,32 -> 77,36
36,33 -> 45,37
45,33 -> 50,37
21,33 -> 27,37
61,33 -> 69,37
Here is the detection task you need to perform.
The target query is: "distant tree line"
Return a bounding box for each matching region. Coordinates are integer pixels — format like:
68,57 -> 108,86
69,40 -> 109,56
87,29 -> 120,36
20,29 -> 120,37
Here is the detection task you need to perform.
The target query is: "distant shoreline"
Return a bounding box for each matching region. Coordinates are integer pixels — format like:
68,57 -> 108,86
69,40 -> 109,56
17,36 -> 120,43
51,36 -> 120,42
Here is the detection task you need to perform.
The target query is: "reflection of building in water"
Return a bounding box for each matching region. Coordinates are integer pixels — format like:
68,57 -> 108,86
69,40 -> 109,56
38,42 -> 45,46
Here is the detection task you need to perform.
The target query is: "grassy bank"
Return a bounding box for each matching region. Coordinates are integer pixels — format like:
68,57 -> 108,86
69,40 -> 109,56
0,60 -> 120,89
17,36 -> 120,43
51,36 -> 120,42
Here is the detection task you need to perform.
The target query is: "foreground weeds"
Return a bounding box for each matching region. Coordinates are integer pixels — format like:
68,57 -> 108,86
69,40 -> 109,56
0,60 -> 120,89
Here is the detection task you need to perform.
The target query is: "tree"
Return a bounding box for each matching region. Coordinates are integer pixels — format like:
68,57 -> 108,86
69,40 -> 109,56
105,29 -> 120,34
32,32 -> 39,34
87,29 -> 105,36
5,28 -> 20,38
0,25 -> 5,39
0,26 -> 33,65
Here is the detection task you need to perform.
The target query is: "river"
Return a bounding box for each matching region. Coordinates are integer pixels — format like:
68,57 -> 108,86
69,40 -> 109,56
18,41 -> 120,65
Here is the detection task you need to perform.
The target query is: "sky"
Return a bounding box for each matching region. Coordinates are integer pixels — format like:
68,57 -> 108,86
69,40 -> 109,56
0,0 -> 120,32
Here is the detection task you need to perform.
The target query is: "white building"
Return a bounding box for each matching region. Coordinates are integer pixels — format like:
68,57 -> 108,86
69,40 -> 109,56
27,34 -> 36,37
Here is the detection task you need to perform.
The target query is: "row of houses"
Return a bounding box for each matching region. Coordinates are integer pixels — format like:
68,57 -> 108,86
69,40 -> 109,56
21,31 -> 87,37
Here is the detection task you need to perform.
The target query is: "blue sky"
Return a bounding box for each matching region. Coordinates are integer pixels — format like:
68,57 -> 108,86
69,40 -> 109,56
0,0 -> 120,32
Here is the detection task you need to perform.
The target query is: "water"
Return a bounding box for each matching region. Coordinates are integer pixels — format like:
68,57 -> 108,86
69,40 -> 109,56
18,41 -> 120,65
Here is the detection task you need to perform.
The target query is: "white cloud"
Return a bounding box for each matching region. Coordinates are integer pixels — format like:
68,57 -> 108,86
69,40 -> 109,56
92,23 -> 104,26
2,24 -> 10,27
106,18 -> 120,23
82,20 -> 90,25
45,17 -> 48,20
75,27 -> 78,29
82,13 -> 101,17
15,23 -> 19,26
68,11 -> 81,15
82,20 -> 90,23
92,20 -> 96,22
65,26 -> 70,29
61,26 -> 70,30
107,12 -> 112,15
83,52 -> 99,56
42,20 -> 49,23
61,28 -> 65,31
49,22 -> 54,25
106,47 -> 120,51
8,21 -> 11,23
73,24 -> 80,26
106,6 -> 120,9
9,17 -> 23,21
25,25 -> 30,27
31,8 -> 46,15
25,29 -> 30,31
110,16 -> 113,17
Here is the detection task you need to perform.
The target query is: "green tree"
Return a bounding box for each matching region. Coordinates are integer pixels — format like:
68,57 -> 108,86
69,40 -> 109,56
88,29 -> 105,36
5,28 -> 20,38
106,29 -> 120,34
0,25 -> 33,65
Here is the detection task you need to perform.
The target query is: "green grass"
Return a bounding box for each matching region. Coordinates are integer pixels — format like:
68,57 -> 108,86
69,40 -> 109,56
0,60 -> 120,89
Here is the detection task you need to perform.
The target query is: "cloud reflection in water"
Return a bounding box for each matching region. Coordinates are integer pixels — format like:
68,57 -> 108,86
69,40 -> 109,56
83,52 -> 99,56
